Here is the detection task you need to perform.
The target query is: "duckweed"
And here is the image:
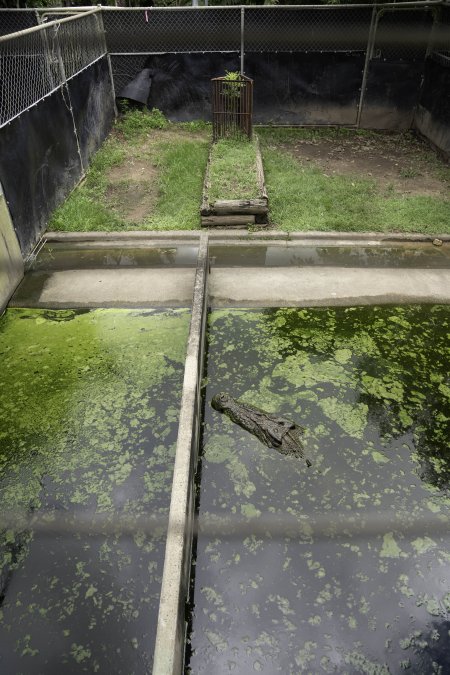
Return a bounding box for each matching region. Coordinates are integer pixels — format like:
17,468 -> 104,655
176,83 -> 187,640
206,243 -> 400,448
188,305 -> 450,673
0,308 -> 190,672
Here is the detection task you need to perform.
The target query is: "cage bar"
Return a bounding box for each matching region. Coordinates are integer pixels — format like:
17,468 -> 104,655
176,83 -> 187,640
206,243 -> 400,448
212,75 -> 253,142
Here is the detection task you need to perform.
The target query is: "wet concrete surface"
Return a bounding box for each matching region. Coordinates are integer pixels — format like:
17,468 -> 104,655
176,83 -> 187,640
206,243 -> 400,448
12,241 -> 450,309
209,267 -> 450,307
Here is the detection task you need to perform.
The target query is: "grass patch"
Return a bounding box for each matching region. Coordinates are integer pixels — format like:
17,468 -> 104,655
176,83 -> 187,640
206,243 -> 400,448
208,138 -> 259,202
145,136 -> 209,229
49,109 -> 210,231
259,128 -> 450,233
262,151 -> 376,231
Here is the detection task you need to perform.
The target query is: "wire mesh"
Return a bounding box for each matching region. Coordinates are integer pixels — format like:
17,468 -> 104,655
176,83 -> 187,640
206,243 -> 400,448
244,6 -> 373,54
0,9 -> 38,37
0,28 -> 55,128
433,4 -> 450,62
0,4 -> 446,129
56,12 -> 105,80
103,8 -> 241,55
0,12 -> 105,128
372,8 -> 434,62
110,54 -> 149,96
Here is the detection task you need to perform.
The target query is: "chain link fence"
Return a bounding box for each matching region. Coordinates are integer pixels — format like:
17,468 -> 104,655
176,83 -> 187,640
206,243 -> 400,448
101,4 -> 445,57
1,3 -> 448,129
372,7 -> 435,62
100,4 -> 445,121
103,7 -> 241,55
0,10 -> 106,128
0,9 -> 38,37
243,6 -> 374,53
432,3 -> 450,63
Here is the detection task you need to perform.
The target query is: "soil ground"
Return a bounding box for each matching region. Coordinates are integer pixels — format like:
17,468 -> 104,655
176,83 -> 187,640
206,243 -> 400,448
51,112 -> 450,233
259,128 -> 450,233
106,158 -> 159,224
103,128 -> 208,226
278,131 -> 449,198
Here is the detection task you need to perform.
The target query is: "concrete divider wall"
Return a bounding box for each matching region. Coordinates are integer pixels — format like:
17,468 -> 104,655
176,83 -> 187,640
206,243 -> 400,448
0,182 -> 23,314
153,233 -> 209,674
415,56 -> 450,158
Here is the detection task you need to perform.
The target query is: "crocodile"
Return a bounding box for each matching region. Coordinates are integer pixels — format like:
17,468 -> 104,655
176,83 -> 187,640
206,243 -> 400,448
211,392 -> 312,467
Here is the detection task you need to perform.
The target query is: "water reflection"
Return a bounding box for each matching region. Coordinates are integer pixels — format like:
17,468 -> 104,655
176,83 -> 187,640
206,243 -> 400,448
29,244 -> 199,271
210,243 -> 450,269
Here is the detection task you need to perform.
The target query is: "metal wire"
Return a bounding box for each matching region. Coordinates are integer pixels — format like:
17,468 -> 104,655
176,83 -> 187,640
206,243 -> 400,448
0,9 -> 38,37
244,6 -> 373,53
433,4 -> 450,61
373,7 -> 435,63
0,11 -> 105,129
109,54 -> 150,98
103,7 -> 241,55
0,4 -> 447,129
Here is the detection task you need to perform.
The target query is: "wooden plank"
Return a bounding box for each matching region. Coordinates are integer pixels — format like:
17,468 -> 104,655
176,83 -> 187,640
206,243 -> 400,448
201,145 -> 213,216
201,215 -> 256,227
255,134 -> 268,201
212,199 -> 268,215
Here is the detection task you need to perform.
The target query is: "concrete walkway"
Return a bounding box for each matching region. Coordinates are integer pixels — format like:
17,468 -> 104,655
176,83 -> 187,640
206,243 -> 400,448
10,268 -> 196,308
11,243 -> 450,310
210,266 -> 450,307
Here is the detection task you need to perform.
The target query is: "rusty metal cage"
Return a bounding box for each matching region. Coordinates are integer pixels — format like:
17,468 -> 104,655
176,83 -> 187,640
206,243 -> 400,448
212,75 -> 253,142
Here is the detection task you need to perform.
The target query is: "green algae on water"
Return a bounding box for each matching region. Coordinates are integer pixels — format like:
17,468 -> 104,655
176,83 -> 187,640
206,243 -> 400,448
188,305 -> 450,674
0,307 -> 190,672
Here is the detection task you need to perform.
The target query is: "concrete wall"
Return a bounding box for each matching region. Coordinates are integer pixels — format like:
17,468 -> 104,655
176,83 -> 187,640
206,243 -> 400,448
0,181 -> 23,314
414,56 -> 450,159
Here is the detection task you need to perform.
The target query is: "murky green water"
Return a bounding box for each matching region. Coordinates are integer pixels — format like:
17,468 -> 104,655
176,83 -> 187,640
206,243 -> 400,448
209,244 -> 450,269
188,305 -> 450,673
29,244 -> 199,271
0,308 -> 190,673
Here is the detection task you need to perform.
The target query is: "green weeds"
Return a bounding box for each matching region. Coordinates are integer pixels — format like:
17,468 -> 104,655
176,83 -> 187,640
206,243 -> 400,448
115,107 -> 169,139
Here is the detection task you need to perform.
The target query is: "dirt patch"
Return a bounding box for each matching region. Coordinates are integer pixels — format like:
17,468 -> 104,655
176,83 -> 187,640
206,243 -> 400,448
108,159 -> 157,184
283,132 -> 449,198
106,158 -> 158,224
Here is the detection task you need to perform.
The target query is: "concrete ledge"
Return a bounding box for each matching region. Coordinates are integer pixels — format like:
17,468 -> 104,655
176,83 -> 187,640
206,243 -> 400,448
210,267 -> 450,307
10,268 -> 196,308
287,232 -> 450,242
44,231 -> 202,242
44,230 -> 450,244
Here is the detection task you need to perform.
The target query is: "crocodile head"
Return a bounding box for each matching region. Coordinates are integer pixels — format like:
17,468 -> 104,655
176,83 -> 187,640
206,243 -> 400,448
211,392 -> 232,412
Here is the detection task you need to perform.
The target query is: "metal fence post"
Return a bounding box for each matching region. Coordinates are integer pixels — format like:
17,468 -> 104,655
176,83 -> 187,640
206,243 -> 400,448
54,22 -> 85,174
425,5 -> 440,58
96,9 -> 118,117
240,6 -> 245,75
356,5 -> 378,128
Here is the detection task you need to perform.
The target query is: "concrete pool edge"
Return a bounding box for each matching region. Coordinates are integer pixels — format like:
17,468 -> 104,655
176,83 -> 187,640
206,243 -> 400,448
43,230 -> 450,244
